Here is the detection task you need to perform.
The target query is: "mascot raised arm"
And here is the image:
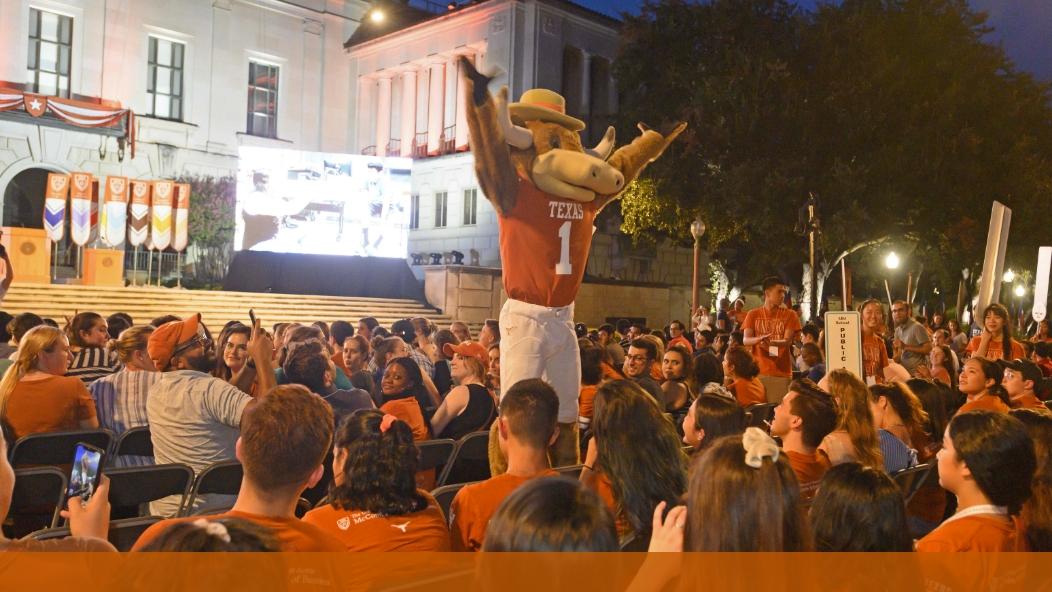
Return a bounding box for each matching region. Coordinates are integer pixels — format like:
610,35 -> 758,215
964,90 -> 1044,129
460,57 -> 685,468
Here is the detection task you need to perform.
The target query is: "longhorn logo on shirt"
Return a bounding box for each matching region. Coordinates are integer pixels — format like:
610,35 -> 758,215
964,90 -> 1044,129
337,517 -> 351,530
390,521 -> 411,533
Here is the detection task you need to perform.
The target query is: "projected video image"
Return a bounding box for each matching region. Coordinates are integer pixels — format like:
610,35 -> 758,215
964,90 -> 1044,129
235,147 -> 413,258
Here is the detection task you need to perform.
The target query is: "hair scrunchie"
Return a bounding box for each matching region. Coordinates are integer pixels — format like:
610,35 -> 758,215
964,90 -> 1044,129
742,427 -> 779,469
380,414 -> 400,433
193,518 -> 231,543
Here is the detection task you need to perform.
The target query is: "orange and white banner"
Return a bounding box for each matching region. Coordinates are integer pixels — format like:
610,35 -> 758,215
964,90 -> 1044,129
70,172 -> 94,246
128,181 -> 151,247
43,172 -> 69,242
173,183 -> 190,251
101,176 -> 129,246
151,180 -> 174,250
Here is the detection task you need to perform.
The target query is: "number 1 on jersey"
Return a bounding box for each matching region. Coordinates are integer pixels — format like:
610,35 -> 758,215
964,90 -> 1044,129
555,221 -> 572,276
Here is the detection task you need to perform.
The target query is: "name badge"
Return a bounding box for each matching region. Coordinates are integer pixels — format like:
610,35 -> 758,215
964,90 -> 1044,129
768,345 -> 779,357
866,376 -> 877,386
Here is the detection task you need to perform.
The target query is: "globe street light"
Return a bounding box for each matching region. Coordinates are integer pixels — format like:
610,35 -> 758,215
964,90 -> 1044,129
690,217 -> 706,317
370,8 -> 385,23
885,251 -> 900,270
1003,269 -> 1015,283
1014,284 -> 1025,298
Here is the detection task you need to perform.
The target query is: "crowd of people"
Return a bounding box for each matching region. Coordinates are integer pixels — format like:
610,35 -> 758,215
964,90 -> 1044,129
0,275 -> 1050,557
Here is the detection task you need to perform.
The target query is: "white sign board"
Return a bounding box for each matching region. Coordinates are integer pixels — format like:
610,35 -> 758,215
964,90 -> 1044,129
824,311 -> 864,381
1035,246 -> 1051,323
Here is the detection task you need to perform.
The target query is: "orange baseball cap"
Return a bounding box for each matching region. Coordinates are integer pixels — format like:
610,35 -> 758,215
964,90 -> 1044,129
443,341 -> 489,369
148,313 -> 202,370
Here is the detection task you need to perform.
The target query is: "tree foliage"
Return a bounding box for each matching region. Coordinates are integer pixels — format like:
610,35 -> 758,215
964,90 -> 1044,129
178,174 -> 236,286
615,0 -> 1052,306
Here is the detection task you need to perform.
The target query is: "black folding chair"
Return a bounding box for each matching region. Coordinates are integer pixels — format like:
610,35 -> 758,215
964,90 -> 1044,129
106,463 -> 194,519
438,431 -> 491,486
555,464 -> 584,479
180,460 -> 243,516
4,467 -> 68,538
430,482 -> 475,522
744,403 -> 777,429
114,426 -> 154,458
892,462 -> 935,506
417,439 -> 456,475
27,516 -> 162,551
9,429 -> 115,468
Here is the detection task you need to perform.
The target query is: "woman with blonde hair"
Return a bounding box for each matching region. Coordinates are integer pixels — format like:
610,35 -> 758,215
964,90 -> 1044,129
818,368 -> 883,471
1,325 -> 98,442
87,326 -> 160,465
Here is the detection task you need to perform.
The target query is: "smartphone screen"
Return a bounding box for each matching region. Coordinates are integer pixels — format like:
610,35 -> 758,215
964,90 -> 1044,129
67,444 -> 104,503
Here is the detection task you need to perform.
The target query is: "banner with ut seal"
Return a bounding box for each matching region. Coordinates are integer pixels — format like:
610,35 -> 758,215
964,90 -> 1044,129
151,180 -> 174,250
128,181 -> 151,247
101,176 -> 129,246
43,172 -> 69,242
173,183 -> 190,252
69,172 -> 94,246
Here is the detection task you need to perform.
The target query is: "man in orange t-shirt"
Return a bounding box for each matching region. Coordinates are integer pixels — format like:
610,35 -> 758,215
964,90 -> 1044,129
449,379 -> 560,551
741,277 -> 802,402
769,379 -> 837,504
132,385 -> 343,552
1002,359 -> 1048,411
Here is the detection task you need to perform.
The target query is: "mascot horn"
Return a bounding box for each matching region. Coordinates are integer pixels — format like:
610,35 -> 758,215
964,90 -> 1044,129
460,57 -> 686,469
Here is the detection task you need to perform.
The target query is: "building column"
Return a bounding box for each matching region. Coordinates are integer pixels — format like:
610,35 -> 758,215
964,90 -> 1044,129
375,75 -> 392,156
400,69 -> 417,157
356,76 -> 375,153
444,54 -> 458,151
454,50 -> 475,150
427,60 -> 445,155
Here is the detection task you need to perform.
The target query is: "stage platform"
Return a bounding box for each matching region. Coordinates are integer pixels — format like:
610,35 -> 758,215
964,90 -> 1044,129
0,283 -> 456,333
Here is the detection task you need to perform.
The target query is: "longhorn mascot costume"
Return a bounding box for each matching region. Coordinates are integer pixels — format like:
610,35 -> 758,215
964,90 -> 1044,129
459,58 -> 686,472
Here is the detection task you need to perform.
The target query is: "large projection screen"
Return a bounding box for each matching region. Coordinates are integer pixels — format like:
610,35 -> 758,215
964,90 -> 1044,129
235,147 -> 412,258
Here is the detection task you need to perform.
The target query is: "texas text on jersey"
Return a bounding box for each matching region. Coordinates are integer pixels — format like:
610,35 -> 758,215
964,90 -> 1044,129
497,176 -> 599,308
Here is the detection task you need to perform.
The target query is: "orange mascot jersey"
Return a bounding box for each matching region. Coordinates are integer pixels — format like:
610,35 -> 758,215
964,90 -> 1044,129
498,175 -> 599,308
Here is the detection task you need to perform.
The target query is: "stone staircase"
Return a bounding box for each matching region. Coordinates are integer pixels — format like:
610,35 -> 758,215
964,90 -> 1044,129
1,283 -> 457,333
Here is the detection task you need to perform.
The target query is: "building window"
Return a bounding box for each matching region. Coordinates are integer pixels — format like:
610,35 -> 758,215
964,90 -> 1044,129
463,188 -> 477,226
409,194 -> 420,230
26,8 -> 73,98
147,37 -> 185,120
434,192 -> 448,228
247,62 -> 279,138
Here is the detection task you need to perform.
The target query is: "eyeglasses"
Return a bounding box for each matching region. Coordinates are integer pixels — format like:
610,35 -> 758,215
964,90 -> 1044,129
625,354 -> 649,363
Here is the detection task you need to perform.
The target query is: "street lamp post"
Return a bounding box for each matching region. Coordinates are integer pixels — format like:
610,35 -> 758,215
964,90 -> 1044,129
690,217 -> 706,316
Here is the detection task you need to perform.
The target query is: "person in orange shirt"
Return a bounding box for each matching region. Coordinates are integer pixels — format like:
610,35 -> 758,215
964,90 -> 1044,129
449,378 -> 560,551
0,325 -> 98,442
303,410 -> 450,551
966,303 -> 1026,362
1002,358 -> 1048,411
956,357 -> 1011,415
481,476 -> 617,552
858,299 -> 890,385
577,340 -> 603,431
723,347 -> 767,408
580,380 -> 687,545
133,385 -> 345,552
378,357 -> 430,441
666,320 -> 693,353
916,411 -> 1036,551
328,320 -> 356,377
769,379 -> 837,505
741,277 -> 802,402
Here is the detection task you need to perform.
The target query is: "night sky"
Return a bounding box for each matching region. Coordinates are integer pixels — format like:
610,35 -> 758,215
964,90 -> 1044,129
577,0 -> 1052,81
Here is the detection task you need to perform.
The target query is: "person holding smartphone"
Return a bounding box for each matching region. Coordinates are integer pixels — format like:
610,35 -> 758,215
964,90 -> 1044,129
0,433 -> 114,551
